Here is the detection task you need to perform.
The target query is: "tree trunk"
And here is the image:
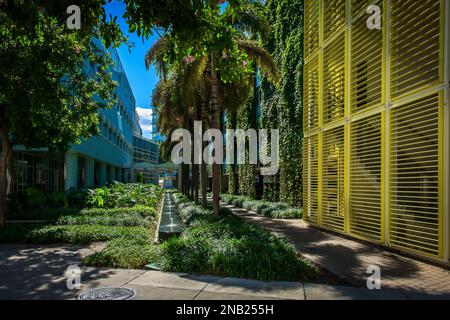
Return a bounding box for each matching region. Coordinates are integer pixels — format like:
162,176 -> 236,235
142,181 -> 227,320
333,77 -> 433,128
200,94 -> 208,208
210,53 -> 221,216
6,147 -> 16,194
0,116 -> 10,226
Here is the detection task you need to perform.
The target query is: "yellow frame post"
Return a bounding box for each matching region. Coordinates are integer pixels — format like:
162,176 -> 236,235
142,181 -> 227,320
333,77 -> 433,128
344,0 -> 351,234
383,0 -> 391,246
443,0 -> 450,262
317,0 -> 324,226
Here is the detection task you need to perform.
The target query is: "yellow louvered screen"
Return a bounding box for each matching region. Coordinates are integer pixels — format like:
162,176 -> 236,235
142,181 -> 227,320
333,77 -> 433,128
304,57 -> 319,131
323,33 -> 345,124
303,135 -> 319,224
305,0 -> 320,58
322,126 -> 345,232
351,0 -> 381,16
389,94 -> 440,256
350,0 -> 383,113
390,0 -> 441,98
350,114 -> 382,241
324,0 -> 346,41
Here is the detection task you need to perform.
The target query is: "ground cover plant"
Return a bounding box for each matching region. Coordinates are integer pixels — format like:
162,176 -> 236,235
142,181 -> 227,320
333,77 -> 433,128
0,184 -> 163,269
221,194 -> 302,219
140,192 -> 318,281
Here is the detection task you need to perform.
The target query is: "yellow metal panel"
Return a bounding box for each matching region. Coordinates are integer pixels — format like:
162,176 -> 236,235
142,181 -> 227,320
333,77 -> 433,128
323,0 -> 346,41
389,93 -> 441,257
322,126 -> 345,232
350,114 -> 382,242
350,0 -> 383,113
323,32 -> 345,125
304,57 -> 320,133
305,0 -> 320,59
390,0 -> 441,98
303,135 -> 319,224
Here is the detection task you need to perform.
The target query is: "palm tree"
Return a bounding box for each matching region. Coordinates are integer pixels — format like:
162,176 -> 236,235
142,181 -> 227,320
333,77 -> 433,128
145,3 -> 280,215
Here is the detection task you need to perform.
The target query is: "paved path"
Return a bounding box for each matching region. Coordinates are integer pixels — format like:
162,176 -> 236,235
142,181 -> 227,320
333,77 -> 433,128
1,243 -> 449,300
221,203 -> 450,298
0,244 -> 450,300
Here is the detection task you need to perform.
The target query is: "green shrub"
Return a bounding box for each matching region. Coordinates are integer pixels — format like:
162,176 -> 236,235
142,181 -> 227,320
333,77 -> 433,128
271,208 -> 302,219
260,203 -> 288,216
65,188 -> 88,208
48,191 -> 68,208
0,224 -> 152,244
83,238 -> 160,269
136,172 -> 144,183
222,194 -> 300,219
25,188 -> 46,209
85,183 -> 163,209
149,193 -> 318,281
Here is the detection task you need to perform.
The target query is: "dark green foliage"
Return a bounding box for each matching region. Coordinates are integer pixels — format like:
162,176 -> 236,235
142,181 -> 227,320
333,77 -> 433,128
260,0 -> 304,207
164,192 -> 315,281
0,224 -> 152,245
85,183 -> 163,209
83,238 -> 160,269
237,86 -> 258,198
221,194 -> 302,219
24,188 -> 47,209
48,191 -> 69,208
136,172 -> 145,183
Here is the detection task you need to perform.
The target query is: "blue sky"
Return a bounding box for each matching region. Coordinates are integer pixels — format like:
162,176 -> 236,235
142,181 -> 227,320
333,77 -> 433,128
104,0 -> 160,138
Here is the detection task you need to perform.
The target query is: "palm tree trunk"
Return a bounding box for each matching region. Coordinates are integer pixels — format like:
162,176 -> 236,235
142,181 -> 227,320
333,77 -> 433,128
200,96 -> 208,207
210,53 -> 221,216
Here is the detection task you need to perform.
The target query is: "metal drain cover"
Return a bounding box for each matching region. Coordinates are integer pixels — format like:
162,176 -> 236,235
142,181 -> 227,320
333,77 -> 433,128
78,287 -> 138,300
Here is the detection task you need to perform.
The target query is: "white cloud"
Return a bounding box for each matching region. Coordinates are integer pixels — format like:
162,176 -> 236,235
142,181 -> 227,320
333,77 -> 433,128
136,107 -> 155,137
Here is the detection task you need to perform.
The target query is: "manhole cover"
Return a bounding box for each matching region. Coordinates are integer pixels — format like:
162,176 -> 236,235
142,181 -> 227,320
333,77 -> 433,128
78,287 -> 138,300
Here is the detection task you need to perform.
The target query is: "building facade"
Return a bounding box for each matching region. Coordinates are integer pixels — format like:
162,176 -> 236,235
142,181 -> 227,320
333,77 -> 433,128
13,46 -> 154,192
132,135 -> 159,184
303,0 -> 450,264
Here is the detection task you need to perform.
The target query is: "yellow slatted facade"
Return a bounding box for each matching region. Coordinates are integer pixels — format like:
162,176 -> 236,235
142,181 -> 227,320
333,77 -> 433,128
389,94 -> 440,256
304,57 -> 319,131
303,135 -> 319,224
350,0 -> 383,113
322,127 -> 345,232
323,33 -> 345,124
390,0 -> 441,98
304,0 -> 320,58
303,0 -> 449,263
350,115 -> 382,242
324,0 -> 346,41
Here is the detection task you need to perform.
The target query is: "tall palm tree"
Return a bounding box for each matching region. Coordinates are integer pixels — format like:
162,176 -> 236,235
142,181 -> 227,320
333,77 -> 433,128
145,5 -> 280,215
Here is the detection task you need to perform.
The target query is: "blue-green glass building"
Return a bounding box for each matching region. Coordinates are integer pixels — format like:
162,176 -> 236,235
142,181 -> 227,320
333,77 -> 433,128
12,47 -> 159,193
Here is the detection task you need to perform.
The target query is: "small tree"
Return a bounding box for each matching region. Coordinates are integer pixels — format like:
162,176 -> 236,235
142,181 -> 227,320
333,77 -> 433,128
0,1 -> 124,225
136,172 -> 145,184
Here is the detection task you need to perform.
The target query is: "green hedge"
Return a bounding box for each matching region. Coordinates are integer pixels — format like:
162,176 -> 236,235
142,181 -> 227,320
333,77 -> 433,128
165,193 -> 316,281
0,224 -> 152,245
221,194 -> 302,219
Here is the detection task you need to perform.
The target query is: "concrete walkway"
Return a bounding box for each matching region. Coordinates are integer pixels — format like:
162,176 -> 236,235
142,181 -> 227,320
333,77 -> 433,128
221,203 -> 450,298
0,243 -> 449,300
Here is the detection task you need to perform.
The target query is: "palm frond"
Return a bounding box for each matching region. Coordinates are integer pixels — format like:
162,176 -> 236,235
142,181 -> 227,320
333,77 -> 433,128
236,38 -> 281,85
145,36 -> 171,79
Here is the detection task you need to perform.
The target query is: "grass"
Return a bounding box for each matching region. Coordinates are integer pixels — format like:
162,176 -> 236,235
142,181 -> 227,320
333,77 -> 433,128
149,192 -> 318,281
221,194 -> 302,219
0,223 -> 153,245
0,189 -> 318,280
1,184 -> 162,269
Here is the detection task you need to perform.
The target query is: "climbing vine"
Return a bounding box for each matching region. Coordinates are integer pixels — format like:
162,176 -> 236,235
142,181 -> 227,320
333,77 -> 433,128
260,0 -> 304,207
237,86 -> 258,198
